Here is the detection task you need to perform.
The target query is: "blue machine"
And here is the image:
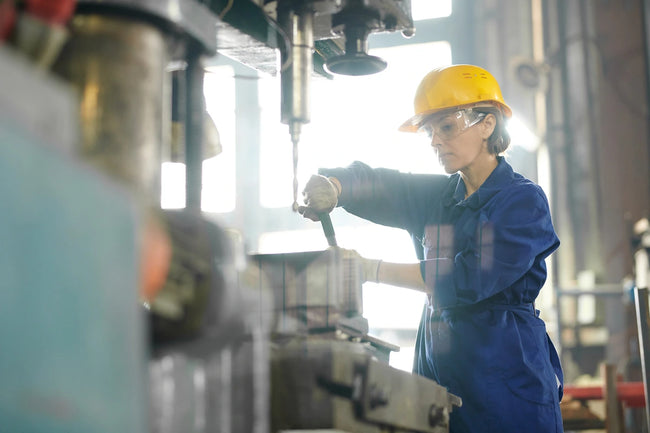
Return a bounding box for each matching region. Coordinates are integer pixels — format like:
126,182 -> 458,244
0,47 -> 149,432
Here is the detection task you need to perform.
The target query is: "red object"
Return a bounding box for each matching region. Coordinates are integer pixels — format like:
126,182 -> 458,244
0,0 -> 17,40
564,382 -> 646,408
25,0 -> 76,25
140,216 -> 172,303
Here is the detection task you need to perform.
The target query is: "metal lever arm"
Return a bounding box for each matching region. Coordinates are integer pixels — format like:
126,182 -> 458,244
318,212 -> 337,247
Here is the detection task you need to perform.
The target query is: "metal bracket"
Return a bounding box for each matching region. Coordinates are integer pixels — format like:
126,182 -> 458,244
356,359 -> 461,432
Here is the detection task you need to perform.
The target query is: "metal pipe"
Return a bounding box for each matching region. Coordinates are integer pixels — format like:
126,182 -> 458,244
634,283 -> 650,433
184,46 -> 205,212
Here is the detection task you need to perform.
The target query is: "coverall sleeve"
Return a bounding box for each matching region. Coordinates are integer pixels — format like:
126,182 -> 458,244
433,182 -> 560,307
318,161 -> 448,235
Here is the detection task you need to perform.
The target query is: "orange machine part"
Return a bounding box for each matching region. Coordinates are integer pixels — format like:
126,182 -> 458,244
140,215 -> 172,303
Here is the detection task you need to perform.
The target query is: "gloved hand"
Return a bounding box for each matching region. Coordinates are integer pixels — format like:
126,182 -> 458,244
333,247 -> 382,284
298,174 -> 340,221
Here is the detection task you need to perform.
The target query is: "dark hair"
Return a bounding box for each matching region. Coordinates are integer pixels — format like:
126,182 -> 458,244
476,107 -> 511,154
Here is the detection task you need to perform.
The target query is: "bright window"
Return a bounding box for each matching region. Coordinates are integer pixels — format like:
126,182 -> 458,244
411,0 -> 452,21
203,66 -> 236,213
259,41 -> 452,208
161,65 -> 236,212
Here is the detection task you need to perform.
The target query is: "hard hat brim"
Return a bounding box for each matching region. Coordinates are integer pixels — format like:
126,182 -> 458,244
398,113 -> 428,133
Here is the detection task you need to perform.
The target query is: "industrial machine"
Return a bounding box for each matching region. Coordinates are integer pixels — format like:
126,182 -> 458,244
210,0 -> 414,208
252,248 -> 461,432
266,0 -> 415,210
1,0 -> 460,431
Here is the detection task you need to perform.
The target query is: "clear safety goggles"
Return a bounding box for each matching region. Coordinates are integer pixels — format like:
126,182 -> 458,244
418,108 -> 487,141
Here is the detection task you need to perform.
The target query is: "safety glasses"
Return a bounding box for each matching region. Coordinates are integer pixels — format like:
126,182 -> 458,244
418,109 -> 487,141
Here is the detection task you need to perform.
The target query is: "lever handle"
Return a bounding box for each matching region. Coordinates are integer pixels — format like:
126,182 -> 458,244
317,212 -> 337,247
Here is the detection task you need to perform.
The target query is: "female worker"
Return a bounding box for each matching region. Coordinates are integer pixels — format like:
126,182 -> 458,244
299,64 -> 564,432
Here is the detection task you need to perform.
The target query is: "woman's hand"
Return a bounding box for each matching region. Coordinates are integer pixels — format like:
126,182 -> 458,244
333,247 -> 426,291
298,174 -> 340,221
334,246 -> 382,283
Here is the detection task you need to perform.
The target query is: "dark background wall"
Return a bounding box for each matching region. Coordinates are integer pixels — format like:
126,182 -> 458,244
472,0 -> 650,380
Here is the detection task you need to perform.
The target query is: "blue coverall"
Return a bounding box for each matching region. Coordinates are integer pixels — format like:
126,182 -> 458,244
320,157 -> 564,433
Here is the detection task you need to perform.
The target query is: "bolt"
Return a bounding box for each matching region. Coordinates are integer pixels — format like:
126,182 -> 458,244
429,405 -> 447,427
368,384 -> 389,408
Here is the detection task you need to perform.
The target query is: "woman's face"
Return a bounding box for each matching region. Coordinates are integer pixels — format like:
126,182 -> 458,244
427,112 -> 496,174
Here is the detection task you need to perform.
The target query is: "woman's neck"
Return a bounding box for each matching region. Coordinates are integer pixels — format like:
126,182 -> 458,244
461,156 -> 499,198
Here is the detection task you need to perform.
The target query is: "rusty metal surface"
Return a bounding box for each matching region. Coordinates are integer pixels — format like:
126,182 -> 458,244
53,14 -> 169,202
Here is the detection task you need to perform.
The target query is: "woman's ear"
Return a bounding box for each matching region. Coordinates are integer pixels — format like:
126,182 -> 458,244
481,113 -> 497,139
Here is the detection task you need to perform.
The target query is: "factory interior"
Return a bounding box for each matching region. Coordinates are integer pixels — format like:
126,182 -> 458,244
3,0 -> 650,431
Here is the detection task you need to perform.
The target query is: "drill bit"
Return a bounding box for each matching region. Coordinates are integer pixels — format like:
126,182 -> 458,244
290,122 -> 301,212
292,136 -> 299,212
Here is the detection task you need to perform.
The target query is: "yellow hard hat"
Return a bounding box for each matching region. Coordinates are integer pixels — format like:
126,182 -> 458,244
399,64 -> 512,132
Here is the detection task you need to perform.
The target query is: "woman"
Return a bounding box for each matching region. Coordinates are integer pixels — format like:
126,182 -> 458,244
299,64 -> 564,432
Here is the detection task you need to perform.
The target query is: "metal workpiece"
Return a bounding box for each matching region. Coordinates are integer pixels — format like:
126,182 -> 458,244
250,249 -> 365,335
75,0 -> 218,54
52,13 -> 169,202
270,339 -> 460,432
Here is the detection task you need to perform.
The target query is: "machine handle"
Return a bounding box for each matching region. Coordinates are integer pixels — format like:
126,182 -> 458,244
318,212 -> 337,247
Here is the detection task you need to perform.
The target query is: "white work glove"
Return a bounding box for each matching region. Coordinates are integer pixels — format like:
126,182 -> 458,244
334,247 -> 382,284
298,174 -> 340,221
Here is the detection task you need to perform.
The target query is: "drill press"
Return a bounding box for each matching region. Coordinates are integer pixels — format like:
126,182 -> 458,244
265,0 -> 415,211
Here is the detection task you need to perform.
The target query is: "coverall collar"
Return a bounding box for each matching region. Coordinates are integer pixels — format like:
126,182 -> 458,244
450,156 -> 514,209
